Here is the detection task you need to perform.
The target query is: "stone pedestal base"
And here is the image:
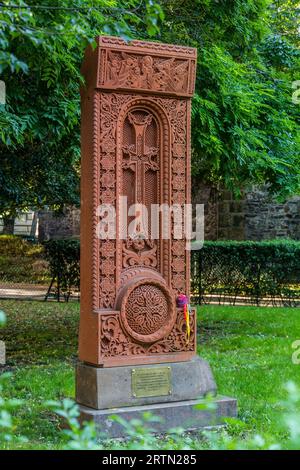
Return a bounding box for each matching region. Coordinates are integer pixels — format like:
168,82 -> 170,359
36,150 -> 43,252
76,357 -> 237,438
79,396 -> 237,438
76,357 -> 217,409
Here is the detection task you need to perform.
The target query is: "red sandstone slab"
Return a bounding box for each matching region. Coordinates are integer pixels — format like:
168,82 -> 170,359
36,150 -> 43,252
79,36 -> 197,367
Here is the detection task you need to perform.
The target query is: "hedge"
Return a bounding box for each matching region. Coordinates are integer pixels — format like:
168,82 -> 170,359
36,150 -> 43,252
42,238 -> 300,305
44,238 -> 80,301
191,240 -> 300,306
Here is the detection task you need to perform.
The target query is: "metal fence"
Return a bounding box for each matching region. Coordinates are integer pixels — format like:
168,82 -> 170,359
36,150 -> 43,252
190,245 -> 300,307
1,237 -> 300,306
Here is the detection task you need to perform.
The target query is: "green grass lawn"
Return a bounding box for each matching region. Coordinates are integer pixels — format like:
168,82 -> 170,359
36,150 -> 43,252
0,299 -> 299,449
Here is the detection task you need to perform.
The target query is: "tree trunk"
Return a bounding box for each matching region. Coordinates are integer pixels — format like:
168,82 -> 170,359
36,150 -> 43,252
2,216 -> 15,235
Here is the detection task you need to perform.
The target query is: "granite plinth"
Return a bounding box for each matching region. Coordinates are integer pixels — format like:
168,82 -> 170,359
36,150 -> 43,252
76,357 -> 217,410
79,396 -> 237,438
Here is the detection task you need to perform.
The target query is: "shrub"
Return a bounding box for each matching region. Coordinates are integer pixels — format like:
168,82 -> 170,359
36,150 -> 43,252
0,235 -> 48,284
191,240 -> 300,306
44,238 -> 80,300
0,235 -> 34,256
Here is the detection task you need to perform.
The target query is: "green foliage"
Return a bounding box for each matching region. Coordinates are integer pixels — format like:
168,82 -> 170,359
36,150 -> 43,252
36,381 -> 300,449
0,234 -> 36,256
0,234 -> 48,284
159,1 -> 300,198
44,238 -> 80,298
46,398 -> 99,450
0,0 -> 163,216
261,33 -> 299,68
191,240 -> 300,305
270,0 -> 300,46
0,373 -> 25,446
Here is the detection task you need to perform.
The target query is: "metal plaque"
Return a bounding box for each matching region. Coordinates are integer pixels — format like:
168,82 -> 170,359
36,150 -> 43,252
131,366 -> 172,398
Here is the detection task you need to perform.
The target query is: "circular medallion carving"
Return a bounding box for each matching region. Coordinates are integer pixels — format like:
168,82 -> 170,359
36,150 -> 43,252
119,278 -> 176,344
126,284 -> 168,335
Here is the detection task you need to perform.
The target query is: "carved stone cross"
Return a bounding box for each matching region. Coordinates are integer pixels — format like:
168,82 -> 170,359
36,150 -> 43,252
122,111 -> 158,204
79,35 -> 198,365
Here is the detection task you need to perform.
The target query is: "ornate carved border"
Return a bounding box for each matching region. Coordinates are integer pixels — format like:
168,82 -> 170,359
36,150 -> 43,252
99,36 -> 197,57
154,97 -> 189,297
98,93 -> 133,308
100,308 -> 196,359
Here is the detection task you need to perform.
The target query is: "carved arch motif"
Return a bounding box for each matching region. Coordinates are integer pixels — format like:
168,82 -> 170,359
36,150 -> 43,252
98,93 -> 189,309
116,98 -> 172,291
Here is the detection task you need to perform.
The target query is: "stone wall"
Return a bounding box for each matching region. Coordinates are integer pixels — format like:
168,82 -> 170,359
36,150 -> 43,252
245,189 -> 300,240
217,190 -> 245,240
192,183 -> 300,241
34,187 -> 300,242
191,183 -> 218,240
38,206 -> 80,242
0,211 -> 38,237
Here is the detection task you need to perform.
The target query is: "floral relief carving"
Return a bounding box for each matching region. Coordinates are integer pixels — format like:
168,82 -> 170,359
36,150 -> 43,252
123,239 -> 157,268
172,191 -> 185,205
101,172 -> 115,188
100,240 -> 115,258
173,143 -> 186,157
172,240 -> 186,256
100,309 -> 195,357
101,316 -> 146,356
100,277 -> 114,293
100,189 -> 115,204
172,273 -> 186,292
171,258 -> 185,273
100,138 -> 115,154
101,259 -> 115,276
101,155 -> 115,170
172,174 -> 185,191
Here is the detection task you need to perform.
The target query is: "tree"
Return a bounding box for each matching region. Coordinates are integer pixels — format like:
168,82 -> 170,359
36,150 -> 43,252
0,0 -> 163,220
157,0 -> 300,199
270,0 -> 300,45
1,0 -> 299,218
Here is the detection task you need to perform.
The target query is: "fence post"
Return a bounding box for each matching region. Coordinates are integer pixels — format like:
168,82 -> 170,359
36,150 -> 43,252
199,250 -> 203,305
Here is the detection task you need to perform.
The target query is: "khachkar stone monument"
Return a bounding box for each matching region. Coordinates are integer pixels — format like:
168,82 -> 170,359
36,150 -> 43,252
77,36 -> 236,436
